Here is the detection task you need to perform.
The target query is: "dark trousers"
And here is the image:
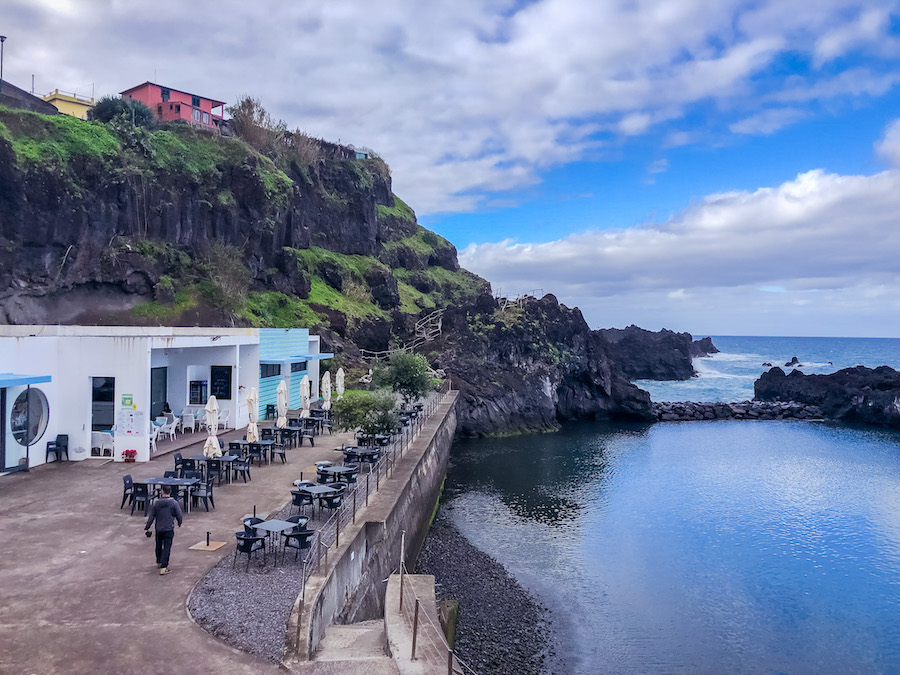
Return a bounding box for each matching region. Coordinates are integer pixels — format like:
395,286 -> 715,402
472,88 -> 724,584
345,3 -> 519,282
155,529 -> 175,567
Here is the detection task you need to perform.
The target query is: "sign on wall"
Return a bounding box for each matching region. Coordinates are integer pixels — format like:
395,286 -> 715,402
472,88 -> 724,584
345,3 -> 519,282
210,366 -> 232,400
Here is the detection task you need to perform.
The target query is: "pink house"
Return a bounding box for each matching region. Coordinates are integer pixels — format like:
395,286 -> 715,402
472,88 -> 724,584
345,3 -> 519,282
119,81 -> 225,131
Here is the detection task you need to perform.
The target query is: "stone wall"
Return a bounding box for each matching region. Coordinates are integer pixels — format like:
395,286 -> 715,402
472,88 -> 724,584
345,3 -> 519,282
653,400 -> 823,422
286,392 -> 458,663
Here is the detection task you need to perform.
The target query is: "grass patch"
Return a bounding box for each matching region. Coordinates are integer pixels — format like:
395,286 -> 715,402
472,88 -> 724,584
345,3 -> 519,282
424,266 -> 488,304
0,107 -> 119,167
377,195 -> 416,222
242,291 -> 322,328
382,224 -> 449,257
306,277 -> 385,320
131,290 -> 197,319
396,278 -> 436,313
290,246 -> 385,281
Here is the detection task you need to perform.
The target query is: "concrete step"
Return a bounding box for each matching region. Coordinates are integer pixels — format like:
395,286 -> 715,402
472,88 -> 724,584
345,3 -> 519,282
314,621 -> 392,663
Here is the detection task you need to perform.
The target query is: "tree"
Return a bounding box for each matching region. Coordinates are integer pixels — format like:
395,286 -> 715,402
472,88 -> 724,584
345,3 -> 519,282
87,96 -> 156,128
332,389 -> 398,437
225,96 -> 286,155
377,352 -> 434,405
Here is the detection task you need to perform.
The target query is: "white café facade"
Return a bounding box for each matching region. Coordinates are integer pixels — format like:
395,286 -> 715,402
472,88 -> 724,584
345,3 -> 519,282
0,326 -> 331,473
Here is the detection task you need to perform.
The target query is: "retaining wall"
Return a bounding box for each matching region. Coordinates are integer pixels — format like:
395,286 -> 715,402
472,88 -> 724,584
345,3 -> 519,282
286,391 -> 458,663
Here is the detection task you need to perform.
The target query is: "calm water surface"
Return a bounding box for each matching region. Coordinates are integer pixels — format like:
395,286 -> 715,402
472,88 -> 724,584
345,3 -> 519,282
446,421 -> 900,674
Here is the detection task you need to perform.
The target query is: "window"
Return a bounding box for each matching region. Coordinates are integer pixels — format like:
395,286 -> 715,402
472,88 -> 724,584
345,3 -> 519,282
192,95 -> 200,107
161,87 -> 170,102
260,364 -> 281,379
202,112 -> 210,125
91,376 -> 115,430
158,106 -> 162,115
175,104 -> 180,112
192,108 -> 201,122
10,388 -> 50,446
291,361 -> 308,373
189,380 -> 208,405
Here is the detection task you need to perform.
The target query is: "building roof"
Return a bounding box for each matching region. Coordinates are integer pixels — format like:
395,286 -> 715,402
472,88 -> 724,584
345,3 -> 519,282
0,373 -> 52,387
119,81 -> 226,107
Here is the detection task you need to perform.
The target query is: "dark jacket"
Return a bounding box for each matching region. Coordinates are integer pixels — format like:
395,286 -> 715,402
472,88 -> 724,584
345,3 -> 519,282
145,496 -> 184,532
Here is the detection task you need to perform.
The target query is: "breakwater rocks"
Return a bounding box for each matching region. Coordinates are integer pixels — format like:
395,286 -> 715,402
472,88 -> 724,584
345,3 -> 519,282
653,400 -> 823,422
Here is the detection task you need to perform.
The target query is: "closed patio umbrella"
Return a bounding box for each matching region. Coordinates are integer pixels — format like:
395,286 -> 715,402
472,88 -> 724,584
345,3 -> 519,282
336,367 -> 345,400
203,395 -> 221,458
321,371 -> 332,411
246,387 -> 259,443
300,374 -> 311,418
276,379 -> 288,429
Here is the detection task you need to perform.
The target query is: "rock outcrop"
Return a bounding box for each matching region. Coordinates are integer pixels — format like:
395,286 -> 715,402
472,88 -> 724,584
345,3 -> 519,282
754,366 -> 900,428
437,295 -> 653,436
597,325 -> 716,380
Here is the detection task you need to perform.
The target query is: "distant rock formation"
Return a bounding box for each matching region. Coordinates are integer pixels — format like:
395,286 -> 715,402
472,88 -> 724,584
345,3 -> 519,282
598,325 -> 718,381
784,356 -> 801,367
754,366 -> 900,428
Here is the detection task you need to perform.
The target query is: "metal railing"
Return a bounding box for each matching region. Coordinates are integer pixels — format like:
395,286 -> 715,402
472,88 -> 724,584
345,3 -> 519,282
359,309 -> 444,360
297,380 -> 453,605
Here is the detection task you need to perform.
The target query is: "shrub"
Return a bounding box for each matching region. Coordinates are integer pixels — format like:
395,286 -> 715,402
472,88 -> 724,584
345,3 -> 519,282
87,96 -> 156,128
332,389 -> 398,437
376,352 -> 435,404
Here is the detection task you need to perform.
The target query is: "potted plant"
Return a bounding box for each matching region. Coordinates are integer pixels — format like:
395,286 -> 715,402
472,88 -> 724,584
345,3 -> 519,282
123,449 -> 138,463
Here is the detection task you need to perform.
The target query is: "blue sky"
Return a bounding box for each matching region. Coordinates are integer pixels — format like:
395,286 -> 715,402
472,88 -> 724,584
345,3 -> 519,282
5,0 -> 900,336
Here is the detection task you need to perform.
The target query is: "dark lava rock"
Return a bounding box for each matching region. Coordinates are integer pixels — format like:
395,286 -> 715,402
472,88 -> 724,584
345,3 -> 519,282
754,365 -> 900,428
785,356 -> 801,367
436,295 -> 652,437
598,325 -> 701,380
416,513 -> 554,675
690,336 -> 720,357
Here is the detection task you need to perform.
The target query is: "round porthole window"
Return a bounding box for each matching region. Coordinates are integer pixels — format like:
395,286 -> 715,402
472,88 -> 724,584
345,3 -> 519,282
10,388 -> 50,446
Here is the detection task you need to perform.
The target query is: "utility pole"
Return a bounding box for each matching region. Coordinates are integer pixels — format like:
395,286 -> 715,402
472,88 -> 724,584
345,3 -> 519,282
0,36 -> 7,98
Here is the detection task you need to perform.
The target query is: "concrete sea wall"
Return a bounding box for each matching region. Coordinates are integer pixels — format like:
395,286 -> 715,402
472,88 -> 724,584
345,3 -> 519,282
286,391 -> 458,662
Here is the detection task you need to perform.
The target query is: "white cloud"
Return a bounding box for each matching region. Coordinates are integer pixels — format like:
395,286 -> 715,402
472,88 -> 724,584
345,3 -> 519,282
3,0 -> 899,214
460,168 -> 900,335
730,108 -> 807,135
875,118 -> 900,167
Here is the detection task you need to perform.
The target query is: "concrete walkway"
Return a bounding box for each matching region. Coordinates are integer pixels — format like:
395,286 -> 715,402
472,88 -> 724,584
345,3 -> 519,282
0,428 -> 354,674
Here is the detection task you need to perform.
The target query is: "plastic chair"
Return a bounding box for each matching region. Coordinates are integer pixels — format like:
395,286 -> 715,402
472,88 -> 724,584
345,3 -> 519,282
130,483 -> 152,515
290,490 -> 313,515
120,475 -> 134,509
232,457 -> 252,483
180,459 -> 197,476
46,434 -> 69,462
272,443 -> 287,465
180,413 -> 196,433
318,483 -> 346,513
265,404 -> 276,420
247,444 -> 264,467
242,517 -> 265,537
206,459 -> 225,486
282,527 -> 315,563
233,533 -> 266,571
218,410 -> 230,431
192,479 -> 215,512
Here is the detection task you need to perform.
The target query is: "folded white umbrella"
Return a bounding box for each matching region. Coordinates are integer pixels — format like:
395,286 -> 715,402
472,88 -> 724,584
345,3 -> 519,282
203,395 -> 221,457
336,368 -> 345,400
321,371 -> 332,411
300,374 -> 311,418
276,379 -> 288,429
246,387 -> 259,443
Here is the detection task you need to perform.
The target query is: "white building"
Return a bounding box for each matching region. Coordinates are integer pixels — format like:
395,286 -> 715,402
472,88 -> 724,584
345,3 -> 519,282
0,326 -> 331,472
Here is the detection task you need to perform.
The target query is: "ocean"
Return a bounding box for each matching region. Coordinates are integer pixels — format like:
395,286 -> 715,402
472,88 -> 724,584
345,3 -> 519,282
442,336 -> 900,674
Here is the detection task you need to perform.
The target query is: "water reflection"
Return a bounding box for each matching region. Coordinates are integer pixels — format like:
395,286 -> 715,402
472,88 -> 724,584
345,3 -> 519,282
449,422 -> 653,526
445,420 -> 900,674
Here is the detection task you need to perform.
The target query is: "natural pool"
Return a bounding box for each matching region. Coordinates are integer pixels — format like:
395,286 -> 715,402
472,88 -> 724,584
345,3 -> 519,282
445,420 -> 900,674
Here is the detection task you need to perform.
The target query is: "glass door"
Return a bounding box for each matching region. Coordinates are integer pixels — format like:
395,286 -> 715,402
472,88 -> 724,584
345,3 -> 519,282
150,367 -> 168,419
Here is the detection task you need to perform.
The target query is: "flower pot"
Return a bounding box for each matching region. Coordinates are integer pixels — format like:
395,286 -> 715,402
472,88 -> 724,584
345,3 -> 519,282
124,457 -> 136,463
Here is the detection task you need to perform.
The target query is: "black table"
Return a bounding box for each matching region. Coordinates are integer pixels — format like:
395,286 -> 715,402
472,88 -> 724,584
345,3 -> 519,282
343,447 -> 379,464
295,484 -> 339,516
187,455 -> 239,483
138,476 -> 200,512
318,465 -> 356,484
249,440 -> 276,464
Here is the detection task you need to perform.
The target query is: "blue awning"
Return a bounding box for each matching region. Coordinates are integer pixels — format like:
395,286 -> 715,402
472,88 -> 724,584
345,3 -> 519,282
0,373 -> 52,388
289,353 -> 334,361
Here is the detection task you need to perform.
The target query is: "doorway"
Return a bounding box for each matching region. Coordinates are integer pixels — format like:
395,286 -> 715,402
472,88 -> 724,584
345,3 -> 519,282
150,367 -> 168,419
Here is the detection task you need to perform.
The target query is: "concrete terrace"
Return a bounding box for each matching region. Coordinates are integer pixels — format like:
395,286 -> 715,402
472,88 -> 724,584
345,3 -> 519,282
0,424 -> 361,674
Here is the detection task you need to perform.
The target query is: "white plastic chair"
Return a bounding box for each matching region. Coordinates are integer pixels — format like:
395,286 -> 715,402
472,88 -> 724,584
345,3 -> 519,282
181,413 -> 196,433
160,417 -> 178,441
149,425 -> 160,454
218,409 -> 230,431
91,432 -> 114,457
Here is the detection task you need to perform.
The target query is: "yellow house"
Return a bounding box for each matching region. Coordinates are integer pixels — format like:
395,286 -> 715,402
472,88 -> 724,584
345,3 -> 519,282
41,89 -> 94,119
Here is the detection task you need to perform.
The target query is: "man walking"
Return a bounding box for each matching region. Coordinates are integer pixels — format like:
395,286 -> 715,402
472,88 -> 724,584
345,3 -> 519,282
144,485 -> 183,575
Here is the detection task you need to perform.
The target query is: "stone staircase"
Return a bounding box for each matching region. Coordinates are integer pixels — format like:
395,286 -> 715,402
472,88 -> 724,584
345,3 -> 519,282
299,621 -> 399,674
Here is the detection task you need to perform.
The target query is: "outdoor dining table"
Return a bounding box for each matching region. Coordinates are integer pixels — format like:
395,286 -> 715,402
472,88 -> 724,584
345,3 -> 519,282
343,447 -> 379,465
249,440 -> 277,464
277,427 -> 298,448
251,519 -> 297,565
138,476 -> 200,512
295,483 -> 339,517
187,454 -> 239,484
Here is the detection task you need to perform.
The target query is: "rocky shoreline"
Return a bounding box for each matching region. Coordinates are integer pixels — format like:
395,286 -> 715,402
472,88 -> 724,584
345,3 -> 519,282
653,400 -> 823,422
415,511 -> 555,674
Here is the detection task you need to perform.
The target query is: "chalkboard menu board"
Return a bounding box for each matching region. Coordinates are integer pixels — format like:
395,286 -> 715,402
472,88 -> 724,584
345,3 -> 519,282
210,366 -> 232,400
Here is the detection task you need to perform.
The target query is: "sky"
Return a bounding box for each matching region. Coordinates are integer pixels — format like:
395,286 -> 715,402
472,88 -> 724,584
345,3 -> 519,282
4,0 -> 900,337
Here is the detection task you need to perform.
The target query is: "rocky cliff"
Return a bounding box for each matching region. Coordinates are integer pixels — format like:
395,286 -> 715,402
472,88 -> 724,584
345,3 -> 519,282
435,295 -> 652,436
754,366 -> 900,428
597,325 -> 717,380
